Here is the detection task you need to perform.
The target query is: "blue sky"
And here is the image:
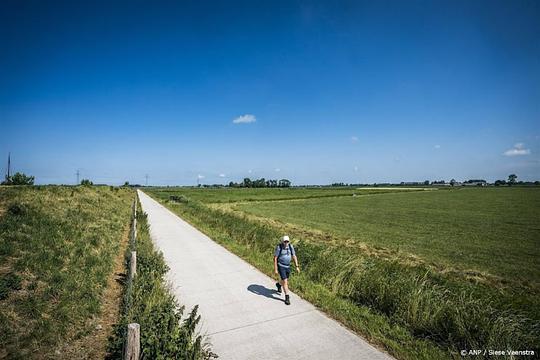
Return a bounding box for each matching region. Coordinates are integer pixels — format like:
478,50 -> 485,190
1,0 -> 539,185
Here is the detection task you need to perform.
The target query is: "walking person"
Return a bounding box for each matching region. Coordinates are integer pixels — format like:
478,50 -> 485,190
274,235 -> 300,305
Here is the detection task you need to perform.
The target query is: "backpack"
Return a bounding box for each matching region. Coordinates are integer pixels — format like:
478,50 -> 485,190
278,243 -> 295,258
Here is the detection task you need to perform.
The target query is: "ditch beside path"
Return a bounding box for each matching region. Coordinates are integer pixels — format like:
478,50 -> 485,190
137,190 -> 393,360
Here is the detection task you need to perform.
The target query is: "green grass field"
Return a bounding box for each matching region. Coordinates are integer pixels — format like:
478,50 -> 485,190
236,187 -> 540,285
0,186 -> 132,359
148,186 -> 540,360
151,186 -> 423,203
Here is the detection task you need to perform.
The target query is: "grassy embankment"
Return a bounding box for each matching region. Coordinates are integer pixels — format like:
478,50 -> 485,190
108,196 -> 216,359
147,187 -> 540,360
0,185 -> 132,359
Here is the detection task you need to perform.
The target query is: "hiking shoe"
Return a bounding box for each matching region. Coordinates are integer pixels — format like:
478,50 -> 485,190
276,282 -> 282,294
285,295 -> 290,305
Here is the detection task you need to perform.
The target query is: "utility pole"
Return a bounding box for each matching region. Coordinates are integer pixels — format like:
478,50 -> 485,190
145,174 -> 149,187
6,152 -> 11,180
76,169 -> 80,185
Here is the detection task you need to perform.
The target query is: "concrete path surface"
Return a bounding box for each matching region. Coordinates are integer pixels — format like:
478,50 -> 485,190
138,190 -> 393,360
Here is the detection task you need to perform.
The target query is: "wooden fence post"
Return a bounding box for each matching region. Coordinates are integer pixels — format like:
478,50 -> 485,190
124,323 -> 140,360
133,217 -> 137,241
130,251 -> 137,279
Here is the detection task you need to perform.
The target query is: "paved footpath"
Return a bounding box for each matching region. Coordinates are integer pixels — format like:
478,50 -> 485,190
138,190 -> 393,360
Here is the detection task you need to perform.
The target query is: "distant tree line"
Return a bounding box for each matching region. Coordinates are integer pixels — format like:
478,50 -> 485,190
331,174 -> 539,187
494,174 -> 540,186
228,177 -> 291,188
2,171 -> 539,188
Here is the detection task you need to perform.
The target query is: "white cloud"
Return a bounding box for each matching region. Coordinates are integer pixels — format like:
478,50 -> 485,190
434,144 -> 441,149
219,173 -> 226,178
275,168 -> 281,172
354,166 -> 358,172
504,149 -> 531,156
503,143 -> 531,156
248,169 -> 252,174
351,136 -> 359,143
233,114 -> 256,124
197,174 -> 205,179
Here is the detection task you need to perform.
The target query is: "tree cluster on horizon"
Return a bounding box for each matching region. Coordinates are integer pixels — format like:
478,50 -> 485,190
80,179 -> 93,186
228,177 -> 291,188
2,172 -> 35,185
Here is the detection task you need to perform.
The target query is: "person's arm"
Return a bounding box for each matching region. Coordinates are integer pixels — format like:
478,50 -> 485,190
274,255 -> 279,274
293,255 -> 300,272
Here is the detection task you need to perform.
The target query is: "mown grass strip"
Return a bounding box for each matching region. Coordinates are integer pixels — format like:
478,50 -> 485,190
148,193 -> 540,360
107,197 -> 217,359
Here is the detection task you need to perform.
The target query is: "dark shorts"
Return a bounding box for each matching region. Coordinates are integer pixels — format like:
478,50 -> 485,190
278,265 -> 291,280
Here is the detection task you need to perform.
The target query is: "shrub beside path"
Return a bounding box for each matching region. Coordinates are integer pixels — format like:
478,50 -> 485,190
138,190 -> 393,360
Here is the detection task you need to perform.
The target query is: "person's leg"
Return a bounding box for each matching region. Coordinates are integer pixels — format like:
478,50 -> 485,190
283,268 -> 291,305
277,266 -> 286,293
276,277 -> 282,293
286,268 -> 292,291
279,267 -> 290,292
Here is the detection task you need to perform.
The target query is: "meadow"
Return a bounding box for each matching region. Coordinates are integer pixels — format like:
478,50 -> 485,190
236,187 -> 540,284
148,186 -> 540,360
0,185 -> 132,359
152,186 -> 423,203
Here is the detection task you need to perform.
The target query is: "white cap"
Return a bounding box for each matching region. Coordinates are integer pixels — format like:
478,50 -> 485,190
282,235 -> 290,242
